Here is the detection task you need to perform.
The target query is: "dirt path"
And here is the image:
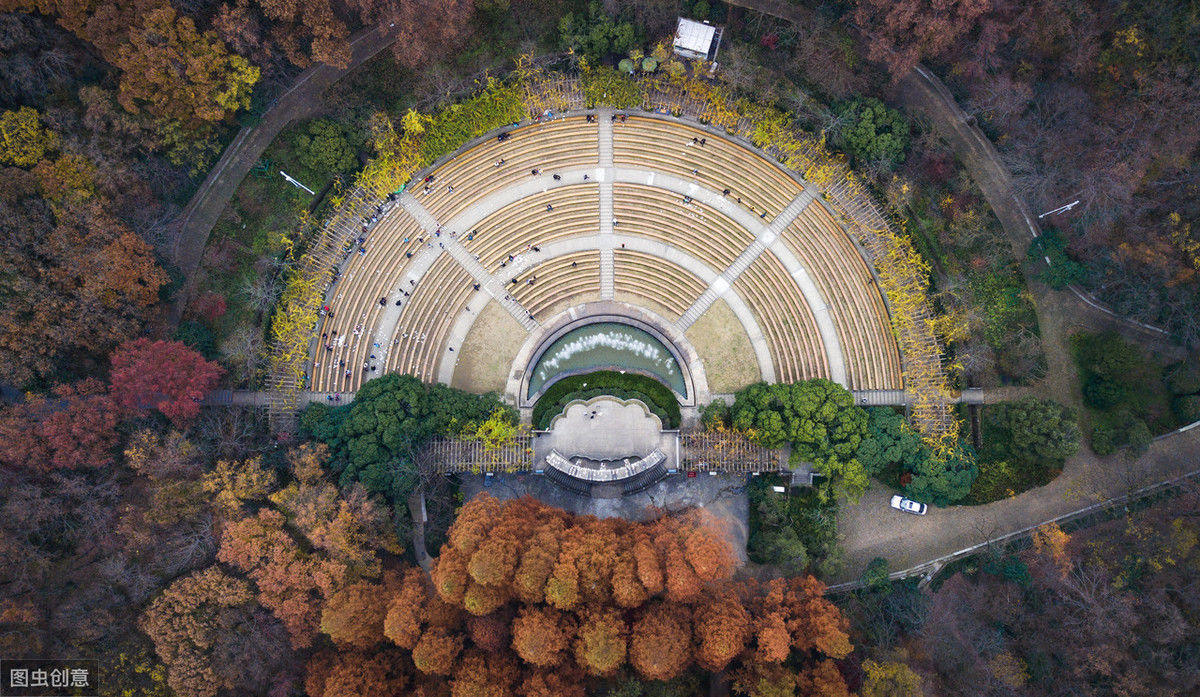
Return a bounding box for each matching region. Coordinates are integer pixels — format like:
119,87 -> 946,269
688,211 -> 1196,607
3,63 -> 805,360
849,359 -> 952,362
168,23 -> 401,324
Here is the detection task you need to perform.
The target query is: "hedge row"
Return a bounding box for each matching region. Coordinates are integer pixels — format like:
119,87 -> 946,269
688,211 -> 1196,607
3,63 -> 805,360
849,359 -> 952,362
531,370 -> 681,429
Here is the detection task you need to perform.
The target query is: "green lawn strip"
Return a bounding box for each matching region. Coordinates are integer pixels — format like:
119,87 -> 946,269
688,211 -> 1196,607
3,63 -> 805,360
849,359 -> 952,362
531,370 -> 681,429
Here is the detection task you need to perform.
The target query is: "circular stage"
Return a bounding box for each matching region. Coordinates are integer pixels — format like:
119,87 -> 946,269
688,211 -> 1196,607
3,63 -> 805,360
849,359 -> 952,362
310,109 -> 902,424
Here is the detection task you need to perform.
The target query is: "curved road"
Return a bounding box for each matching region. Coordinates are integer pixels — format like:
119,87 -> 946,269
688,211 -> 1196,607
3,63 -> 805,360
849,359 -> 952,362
168,23 -> 401,323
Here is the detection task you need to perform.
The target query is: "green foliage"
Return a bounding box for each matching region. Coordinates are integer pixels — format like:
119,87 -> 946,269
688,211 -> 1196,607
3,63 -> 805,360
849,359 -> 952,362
965,458 -> 1019,504
581,65 -> 644,108
558,2 -> 642,63
295,118 -> 358,177
859,557 -> 890,590
733,381 -> 867,456
1071,331 -> 1144,410
1071,331 -> 1176,450
1028,227 -> 1086,289
300,374 -> 508,500
419,78 -> 524,163
903,440 -> 977,506
1173,395 -> 1200,423
981,398 -> 1080,467
747,476 -> 842,576
604,672 -> 703,697
982,554 -> 1032,588
701,398 -> 731,430
835,97 -> 909,167
531,370 -> 681,429
173,321 -> 217,360
732,380 -> 869,500
1164,360 -> 1200,395
857,407 -> 927,475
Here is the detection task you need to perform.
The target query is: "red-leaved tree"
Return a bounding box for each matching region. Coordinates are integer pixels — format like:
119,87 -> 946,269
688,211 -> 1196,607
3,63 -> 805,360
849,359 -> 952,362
109,338 -> 222,425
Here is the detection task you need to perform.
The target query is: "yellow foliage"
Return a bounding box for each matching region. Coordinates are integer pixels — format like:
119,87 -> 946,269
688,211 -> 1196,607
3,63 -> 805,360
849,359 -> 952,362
0,106 -> 58,168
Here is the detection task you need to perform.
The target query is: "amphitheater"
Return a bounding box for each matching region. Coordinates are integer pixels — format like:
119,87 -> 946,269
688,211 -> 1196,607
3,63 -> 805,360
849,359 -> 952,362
304,108 -> 907,433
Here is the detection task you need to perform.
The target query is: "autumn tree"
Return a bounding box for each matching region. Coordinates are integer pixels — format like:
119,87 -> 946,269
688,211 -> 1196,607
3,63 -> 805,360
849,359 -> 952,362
114,6 -> 258,130
201,454 -> 276,514
140,567 -> 292,697
0,188 -> 167,386
0,379 -> 119,471
861,659 -> 924,697
217,508 -> 336,648
630,602 -> 692,680
306,648 -> 411,697
511,605 -> 571,667
852,0 -> 993,78
320,579 -> 389,649
0,106 -> 58,167
694,590 -> 750,671
108,338 -> 223,426
574,607 -> 627,676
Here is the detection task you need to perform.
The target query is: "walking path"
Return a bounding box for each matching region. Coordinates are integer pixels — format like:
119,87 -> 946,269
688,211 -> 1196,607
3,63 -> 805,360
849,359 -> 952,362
168,23 -> 402,323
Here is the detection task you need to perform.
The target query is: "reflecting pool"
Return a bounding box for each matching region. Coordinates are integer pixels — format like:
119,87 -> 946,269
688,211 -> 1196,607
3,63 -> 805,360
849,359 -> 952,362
528,322 -> 686,397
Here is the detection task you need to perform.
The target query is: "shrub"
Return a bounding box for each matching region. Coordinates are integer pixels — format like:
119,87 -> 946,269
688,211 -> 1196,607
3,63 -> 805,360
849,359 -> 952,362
558,1 -> 641,63
701,399 -> 730,429
531,371 -> 680,429
1165,360 -> 1200,395
1173,395 -> 1200,423
1028,227 -> 1086,289
173,320 -> 218,360
835,97 -> 909,168
295,118 -> 358,177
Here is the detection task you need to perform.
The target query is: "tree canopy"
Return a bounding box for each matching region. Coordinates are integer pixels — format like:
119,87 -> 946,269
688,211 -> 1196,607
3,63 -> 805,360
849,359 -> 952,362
732,380 -> 870,500
301,373 -> 508,500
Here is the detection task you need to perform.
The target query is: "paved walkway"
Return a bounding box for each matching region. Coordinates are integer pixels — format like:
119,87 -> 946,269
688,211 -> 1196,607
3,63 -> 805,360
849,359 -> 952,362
537,396 -> 675,461
168,23 -> 402,324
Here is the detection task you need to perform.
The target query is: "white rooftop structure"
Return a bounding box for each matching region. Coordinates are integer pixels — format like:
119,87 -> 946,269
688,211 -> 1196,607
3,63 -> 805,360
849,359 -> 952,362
673,18 -> 723,61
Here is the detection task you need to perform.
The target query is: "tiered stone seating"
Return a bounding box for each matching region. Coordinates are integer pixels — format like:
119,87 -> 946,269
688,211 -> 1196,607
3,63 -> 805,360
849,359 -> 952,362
613,249 -> 706,321
784,204 -> 903,389
613,183 -> 753,271
384,253 -> 476,383
418,117 -> 598,224
311,211 -> 425,393
511,251 -> 601,319
734,251 -> 829,383
310,114 -> 903,398
613,116 -> 804,220
465,184 -> 600,271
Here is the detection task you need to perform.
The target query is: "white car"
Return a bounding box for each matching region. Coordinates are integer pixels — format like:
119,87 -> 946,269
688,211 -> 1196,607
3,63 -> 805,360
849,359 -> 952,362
890,495 -> 927,515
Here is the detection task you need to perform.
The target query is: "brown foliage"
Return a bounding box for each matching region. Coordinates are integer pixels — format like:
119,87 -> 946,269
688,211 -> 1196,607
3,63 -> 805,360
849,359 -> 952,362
320,580 -> 388,649
385,568 -> 431,649
139,567 -> 288,697
511,605 -> 572,667
309,648 -> 410,697
574,607 -> 627,677
629,602 -> 692,680
520,666 -> 587,697
694,590 -> 751,671
412,627 -> 464,676
0,195 -> 166,385
451,649 -> 520,697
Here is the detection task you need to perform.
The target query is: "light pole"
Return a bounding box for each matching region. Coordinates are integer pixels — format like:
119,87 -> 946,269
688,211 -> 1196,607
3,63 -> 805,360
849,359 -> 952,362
280,170 -> 315,195
1037,199 -> 1080,219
